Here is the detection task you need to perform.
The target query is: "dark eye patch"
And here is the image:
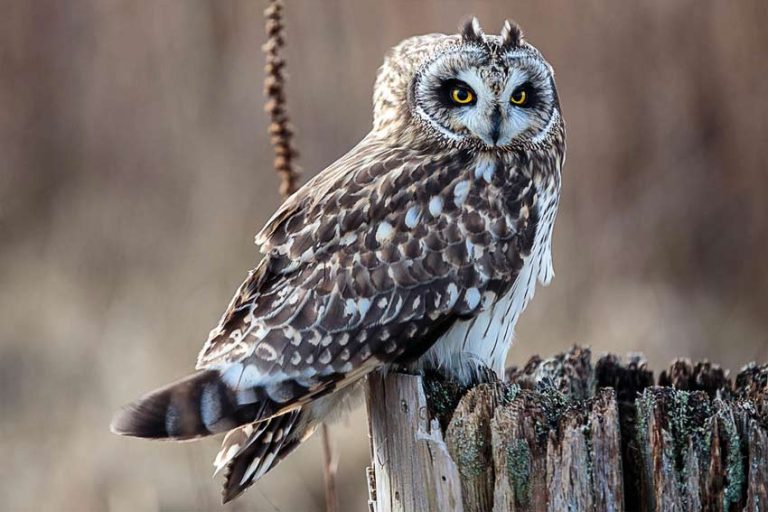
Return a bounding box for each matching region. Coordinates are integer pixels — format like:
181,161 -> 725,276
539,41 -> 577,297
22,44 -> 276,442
511,81 -> 539,108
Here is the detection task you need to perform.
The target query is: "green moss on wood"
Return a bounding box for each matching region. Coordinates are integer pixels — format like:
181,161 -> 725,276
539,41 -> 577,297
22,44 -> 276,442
718,404 -> 745,510
533,384 -> 572,442
501,383 -> 521,405
449,420 -> 489,478
507,439 -> 532,506
423,372 -> 468,430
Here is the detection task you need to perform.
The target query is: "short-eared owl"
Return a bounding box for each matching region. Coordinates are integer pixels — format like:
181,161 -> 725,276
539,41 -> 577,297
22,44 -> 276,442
112,18 -> 565,502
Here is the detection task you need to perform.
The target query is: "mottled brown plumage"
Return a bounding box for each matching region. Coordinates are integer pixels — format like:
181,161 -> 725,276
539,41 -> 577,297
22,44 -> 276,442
112,17 -> 565,503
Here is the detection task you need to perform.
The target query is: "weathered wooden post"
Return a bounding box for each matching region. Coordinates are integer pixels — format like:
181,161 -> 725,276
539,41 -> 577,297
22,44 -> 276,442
366,346 -> 768,512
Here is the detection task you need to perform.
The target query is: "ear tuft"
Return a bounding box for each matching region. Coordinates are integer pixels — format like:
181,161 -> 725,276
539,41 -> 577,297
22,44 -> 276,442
500,19 -> 524,48
460,17 -> 485,43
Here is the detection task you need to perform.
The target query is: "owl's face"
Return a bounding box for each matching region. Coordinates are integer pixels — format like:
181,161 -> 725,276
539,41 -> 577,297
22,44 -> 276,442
373,19 -> 562,151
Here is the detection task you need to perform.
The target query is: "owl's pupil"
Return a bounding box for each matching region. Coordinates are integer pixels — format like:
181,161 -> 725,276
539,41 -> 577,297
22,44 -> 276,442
456,90 -> 468,100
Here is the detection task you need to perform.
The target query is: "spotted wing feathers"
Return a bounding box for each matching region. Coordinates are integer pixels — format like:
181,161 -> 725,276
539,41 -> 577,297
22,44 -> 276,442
195,142 -> 537,407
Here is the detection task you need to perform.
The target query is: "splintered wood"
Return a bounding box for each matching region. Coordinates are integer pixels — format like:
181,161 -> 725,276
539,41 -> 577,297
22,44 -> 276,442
365,347 -> 768,512
366,372 -> 463,512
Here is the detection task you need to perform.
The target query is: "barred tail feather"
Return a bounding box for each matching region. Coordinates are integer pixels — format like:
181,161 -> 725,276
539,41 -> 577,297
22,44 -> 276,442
110,370 -> 268,440
220,409 -> 315,503
216,384 -> 362,503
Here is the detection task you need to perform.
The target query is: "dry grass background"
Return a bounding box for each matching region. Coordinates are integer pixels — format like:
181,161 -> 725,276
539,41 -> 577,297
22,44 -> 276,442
1,1 -> 767,510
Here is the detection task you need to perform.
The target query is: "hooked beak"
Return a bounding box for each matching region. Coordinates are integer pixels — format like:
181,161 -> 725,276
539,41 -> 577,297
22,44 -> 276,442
485,106 -> 503,146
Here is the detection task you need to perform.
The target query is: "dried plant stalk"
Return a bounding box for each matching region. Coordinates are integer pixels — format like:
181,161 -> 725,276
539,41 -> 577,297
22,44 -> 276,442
263,0 -> 300,199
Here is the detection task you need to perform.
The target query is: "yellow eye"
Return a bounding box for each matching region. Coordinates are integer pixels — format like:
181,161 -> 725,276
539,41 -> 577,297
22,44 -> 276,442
510,89 -> 527,106
450,87 -> 474,105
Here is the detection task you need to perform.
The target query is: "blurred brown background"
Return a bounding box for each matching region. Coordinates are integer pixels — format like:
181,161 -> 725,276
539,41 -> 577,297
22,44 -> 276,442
1,1 -> 766,510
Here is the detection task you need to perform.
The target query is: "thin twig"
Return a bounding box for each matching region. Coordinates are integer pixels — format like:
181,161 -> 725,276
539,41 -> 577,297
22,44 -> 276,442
263,0 -> 300,200
262,3 -> 337,512
321,423 -> 339,512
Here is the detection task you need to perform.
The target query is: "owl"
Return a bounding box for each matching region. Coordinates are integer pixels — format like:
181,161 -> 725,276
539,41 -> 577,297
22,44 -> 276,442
112,18 -> 565,502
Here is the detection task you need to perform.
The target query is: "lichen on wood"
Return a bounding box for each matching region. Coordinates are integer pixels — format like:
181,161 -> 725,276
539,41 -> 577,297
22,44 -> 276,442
366,347 -> 768,512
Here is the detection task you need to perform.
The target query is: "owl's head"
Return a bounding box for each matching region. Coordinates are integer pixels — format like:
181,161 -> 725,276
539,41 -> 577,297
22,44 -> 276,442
373,18 -> 561,151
